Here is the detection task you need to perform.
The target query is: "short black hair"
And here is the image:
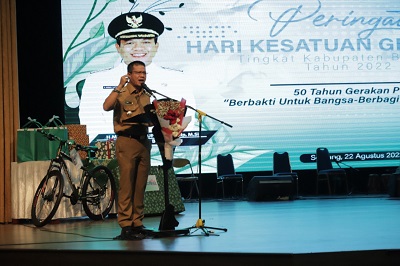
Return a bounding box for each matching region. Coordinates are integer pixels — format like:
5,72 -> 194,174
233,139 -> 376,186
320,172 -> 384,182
127,61 -> 146,73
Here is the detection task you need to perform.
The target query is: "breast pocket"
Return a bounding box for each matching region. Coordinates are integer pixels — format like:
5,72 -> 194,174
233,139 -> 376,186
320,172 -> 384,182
123,101 -> 138,113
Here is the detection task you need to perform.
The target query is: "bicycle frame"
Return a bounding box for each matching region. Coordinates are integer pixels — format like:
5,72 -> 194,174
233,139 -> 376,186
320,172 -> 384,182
44,137 -> 85,205
42,130 -> 97,205
32,129 -> 116,227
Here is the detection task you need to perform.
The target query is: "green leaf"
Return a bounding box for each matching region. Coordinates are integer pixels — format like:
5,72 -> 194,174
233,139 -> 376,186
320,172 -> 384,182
89,22 -> 105,39
63,37 -> 117,87
179,3 -> 184,8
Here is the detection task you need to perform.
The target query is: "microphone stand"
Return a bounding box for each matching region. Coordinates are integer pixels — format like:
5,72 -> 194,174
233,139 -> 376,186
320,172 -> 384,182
334,159 -> 359,195
143,87 -> 189,237
150,88 -> 231,236
185,106 -> 230,236
336,161 -> 359,172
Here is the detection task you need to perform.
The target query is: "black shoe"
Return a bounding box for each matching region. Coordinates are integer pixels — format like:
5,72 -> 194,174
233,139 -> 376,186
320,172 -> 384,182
132,225 -> 155,237
115,226 -> 145,241
132,225 -> 149,233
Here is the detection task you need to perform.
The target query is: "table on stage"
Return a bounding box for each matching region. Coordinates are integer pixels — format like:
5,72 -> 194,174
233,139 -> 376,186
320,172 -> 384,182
11,159 -> 185,220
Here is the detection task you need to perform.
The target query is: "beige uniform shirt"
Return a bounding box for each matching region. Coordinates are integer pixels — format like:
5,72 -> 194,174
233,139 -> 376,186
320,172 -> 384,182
113,83 -> 151,135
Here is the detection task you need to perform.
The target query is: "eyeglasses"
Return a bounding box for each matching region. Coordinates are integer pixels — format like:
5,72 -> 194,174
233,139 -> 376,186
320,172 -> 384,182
131,71 -> 147,75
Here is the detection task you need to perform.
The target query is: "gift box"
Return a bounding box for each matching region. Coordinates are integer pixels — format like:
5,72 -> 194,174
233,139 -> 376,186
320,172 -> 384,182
94,139 -> 116,159
66,124 -> 89,159
17,116 -> 68,162
39,116 -> 69,161
17,118 -> 43,162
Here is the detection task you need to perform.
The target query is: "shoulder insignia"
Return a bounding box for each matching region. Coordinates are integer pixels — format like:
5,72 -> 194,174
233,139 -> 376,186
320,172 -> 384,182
160,66 -> 184,72
90,67 -> 114,74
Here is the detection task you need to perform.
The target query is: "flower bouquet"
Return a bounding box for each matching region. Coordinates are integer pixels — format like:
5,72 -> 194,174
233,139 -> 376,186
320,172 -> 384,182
153,98 -> 192,160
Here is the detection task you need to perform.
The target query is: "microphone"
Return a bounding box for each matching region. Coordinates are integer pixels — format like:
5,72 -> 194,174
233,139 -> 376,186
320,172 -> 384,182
142,83 -> 154,97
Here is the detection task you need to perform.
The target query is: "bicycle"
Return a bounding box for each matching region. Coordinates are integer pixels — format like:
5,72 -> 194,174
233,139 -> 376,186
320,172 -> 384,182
31,129 -> 116,227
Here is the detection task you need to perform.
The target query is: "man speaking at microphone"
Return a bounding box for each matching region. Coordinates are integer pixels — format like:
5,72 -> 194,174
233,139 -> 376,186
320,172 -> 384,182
103,60 -> 152,240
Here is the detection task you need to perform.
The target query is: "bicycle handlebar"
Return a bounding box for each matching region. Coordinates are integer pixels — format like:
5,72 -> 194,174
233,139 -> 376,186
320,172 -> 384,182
37,128 -> 98,153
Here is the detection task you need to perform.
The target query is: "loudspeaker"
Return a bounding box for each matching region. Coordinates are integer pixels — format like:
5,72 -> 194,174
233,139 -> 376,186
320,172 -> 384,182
247,175 -> 294,201
388,173 -> 400,197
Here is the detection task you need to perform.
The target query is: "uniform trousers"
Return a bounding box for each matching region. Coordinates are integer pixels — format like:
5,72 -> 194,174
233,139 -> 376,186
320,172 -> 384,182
116,135 -> 151,228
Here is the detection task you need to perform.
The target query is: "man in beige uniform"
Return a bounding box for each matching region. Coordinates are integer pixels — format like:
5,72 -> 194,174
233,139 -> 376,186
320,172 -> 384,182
103,60 -> 152,240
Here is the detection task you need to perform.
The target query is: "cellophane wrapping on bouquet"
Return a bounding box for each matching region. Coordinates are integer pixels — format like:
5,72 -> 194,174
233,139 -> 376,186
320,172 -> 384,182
153,98 -> 192,160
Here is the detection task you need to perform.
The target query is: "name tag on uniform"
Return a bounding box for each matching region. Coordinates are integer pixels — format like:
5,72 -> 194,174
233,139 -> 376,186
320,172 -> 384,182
103,86 -> 117,89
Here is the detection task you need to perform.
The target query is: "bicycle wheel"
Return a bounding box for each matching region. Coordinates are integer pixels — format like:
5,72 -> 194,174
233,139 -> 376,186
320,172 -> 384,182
82,165 -> 116,220
31,170 -> 64,227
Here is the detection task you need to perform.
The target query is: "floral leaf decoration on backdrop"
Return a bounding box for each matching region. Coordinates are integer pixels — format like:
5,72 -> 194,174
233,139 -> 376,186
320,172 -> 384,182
153,98 -> 192,160
64,0 -> 186,114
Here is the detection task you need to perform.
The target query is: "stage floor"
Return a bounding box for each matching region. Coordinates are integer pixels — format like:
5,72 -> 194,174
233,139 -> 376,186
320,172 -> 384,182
1,195 -> 400,265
